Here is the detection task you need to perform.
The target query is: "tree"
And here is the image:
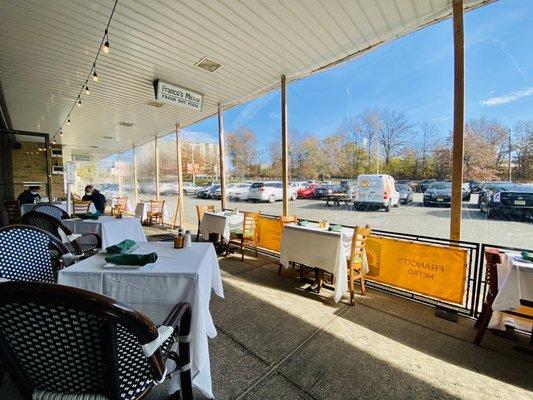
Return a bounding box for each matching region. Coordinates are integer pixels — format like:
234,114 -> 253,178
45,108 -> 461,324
226,127 -> 256,179
418,121 -> 439,179
513,121 -> 533,182
379,110 -> 413,165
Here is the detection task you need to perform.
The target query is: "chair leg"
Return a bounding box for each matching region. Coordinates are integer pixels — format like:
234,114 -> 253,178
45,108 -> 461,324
196,222 -> 201,242
278,263 -> 283,275
349,269 -> 355,306
474,307 -> 493,345
241,240 -> 244,261
254,245 -> 258,258
474,303 -> 488,329
360,274 -> 366,296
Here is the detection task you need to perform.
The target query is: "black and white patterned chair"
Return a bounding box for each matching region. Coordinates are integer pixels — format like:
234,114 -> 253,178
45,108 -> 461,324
0,282 -> 193,400
0,225 -> 69,283
33,203 -> 71,220
21,211 -> 102,256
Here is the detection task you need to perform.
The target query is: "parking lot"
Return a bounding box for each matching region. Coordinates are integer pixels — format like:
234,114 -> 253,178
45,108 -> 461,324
169,193 -> 533,249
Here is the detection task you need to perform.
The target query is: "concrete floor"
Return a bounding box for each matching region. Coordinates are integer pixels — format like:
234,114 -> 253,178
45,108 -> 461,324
1,244 -> 532,399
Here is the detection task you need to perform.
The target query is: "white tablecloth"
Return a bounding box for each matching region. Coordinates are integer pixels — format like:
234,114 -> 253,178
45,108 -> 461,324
200,211 -> 244,243
279,224 -> 368,303
63,216 -> 147,248
134,202 -> 172,223
21,201 -> 96,216
489,252 -> 533,330
58,242 -> 223,398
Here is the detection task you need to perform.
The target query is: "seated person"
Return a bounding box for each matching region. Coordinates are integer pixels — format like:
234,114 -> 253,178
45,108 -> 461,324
17,186 -> 41,205
82,185 -> 106,214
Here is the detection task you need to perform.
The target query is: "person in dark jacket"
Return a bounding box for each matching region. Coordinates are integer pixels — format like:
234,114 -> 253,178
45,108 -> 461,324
82,185 -> 106,214
17,186 -> 41,205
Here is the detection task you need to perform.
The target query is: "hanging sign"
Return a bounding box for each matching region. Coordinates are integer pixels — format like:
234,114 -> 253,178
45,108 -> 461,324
154,80 -> 203,111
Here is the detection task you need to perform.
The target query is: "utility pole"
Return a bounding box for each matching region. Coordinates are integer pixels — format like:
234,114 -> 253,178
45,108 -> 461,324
191,143 -> 196,185
508,129 -> 512,181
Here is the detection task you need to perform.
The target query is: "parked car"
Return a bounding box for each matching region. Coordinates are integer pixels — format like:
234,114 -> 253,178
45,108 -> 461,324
477,181 -> 513,208
182,182 -> 199,195
480,184 -> 533,219
230,183 -> 252,201
469,180 -> 485,193
290,182 -> 308,191
423,182 -> 452,206
196,184 -> 220,199
248,181 -> 297,202
396,183 -> 413,204
462,182 -> 471,202
314,184 -> 342,199
214,183 -> 251,200
353,174 -> 400,212
297,183 -> 320,199
419,179 -> 437,193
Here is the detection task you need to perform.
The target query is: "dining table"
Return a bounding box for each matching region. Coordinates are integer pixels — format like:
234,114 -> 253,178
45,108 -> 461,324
489,252 -> 533,331
58,241 -> 223,399
62,215 -> 147,248
200,211 -> 244,243
279,222 -> 368,303
134,201 -> 172,223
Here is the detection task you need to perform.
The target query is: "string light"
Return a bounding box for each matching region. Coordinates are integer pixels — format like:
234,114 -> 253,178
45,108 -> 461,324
102,29 -> 110,54
51,0 -> 118,143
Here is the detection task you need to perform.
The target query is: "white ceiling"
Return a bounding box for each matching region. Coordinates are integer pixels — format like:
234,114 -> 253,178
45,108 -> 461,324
0,0 -> 492,157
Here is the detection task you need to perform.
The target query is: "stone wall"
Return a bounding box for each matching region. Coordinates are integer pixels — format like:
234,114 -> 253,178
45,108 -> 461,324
11,141 -> 65,200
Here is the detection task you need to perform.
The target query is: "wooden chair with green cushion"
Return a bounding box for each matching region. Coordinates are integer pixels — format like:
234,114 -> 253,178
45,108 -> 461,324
229,211 -> 260,261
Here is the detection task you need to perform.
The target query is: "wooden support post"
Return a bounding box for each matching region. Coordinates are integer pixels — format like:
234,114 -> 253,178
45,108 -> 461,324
154,135 -> 160,201
218,103 -> 227,211
450,0 -> 464,242
172,124 -> 184,228
281,75 -> 289,217
45,136 -> 52,202
132,145 -> 138,205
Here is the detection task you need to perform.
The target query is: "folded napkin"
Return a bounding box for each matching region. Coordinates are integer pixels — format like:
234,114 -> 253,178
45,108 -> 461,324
521,251 -> 533,262
297,220 -> 309,226
328,224 -> 342,232
105,253 -> 158,266
76,212 -> 101,220
106,239 -> 136,254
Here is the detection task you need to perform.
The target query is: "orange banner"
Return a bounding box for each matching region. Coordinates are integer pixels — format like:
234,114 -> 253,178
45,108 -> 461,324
365,236 -> 468,304
257,216 -> 283,252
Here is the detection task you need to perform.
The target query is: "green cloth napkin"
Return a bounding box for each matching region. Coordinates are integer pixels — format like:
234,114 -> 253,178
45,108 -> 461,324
77,212 -> 101,220
297,220 -> 309,226
105,253 -> 158,266
521,251 -> 533,262
106,239 -> 136,254
328,224 -> 342,232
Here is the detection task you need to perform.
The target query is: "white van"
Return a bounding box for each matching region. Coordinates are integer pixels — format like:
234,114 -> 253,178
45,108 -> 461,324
353,174 -> 400,211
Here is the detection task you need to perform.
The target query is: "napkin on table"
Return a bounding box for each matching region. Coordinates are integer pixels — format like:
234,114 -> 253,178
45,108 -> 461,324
521,251 -> 533,262
328,224 -> 342,232
106,239 -> 136,254
105,253 -> 158,266
76,212 -> 101,220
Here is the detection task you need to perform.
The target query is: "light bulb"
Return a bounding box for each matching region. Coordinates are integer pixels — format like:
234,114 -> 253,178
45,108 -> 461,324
53,140 -> 56,144
85,85 -> 90,95
67,119 -> 71,125
60,131 -> 63,137
103,40 -> 110,54
93,71 -> 99,82
77,98 -> 82,107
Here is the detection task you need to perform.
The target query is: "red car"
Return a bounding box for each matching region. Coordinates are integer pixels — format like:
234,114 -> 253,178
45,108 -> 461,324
297,183 -> 319,199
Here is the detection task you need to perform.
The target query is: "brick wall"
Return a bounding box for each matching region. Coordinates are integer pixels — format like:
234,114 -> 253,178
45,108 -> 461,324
11,142 -> 65,200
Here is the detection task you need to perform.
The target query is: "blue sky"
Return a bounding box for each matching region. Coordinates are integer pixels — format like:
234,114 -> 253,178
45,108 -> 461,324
179,0 -> 532,161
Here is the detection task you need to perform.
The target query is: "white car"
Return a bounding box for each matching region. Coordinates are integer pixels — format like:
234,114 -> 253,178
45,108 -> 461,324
229,183 -> 251,201
353,174 -> 400,212
248,181 -> 298,202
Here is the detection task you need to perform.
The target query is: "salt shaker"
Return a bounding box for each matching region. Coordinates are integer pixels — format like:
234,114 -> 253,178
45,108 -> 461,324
184,230 -> 192,248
